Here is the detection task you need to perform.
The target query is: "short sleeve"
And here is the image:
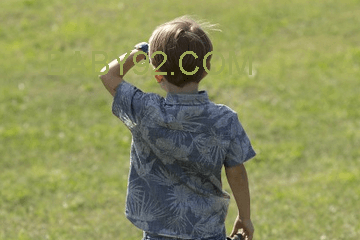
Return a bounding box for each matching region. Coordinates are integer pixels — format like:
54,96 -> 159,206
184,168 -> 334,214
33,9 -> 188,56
112,80 -> 148,130
224,113 -> 256,168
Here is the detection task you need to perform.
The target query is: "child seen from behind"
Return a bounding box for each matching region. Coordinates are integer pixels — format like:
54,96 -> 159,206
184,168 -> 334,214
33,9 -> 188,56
99,15 -> 256,240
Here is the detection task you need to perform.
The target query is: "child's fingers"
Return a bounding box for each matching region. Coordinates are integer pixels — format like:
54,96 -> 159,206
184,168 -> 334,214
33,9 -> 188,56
230,226 -> 238,237
230,224 -> 242,237
243,228 -> 253,240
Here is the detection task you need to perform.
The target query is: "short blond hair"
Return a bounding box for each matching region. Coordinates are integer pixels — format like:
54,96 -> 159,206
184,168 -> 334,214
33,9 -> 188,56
149,16 -> 217,88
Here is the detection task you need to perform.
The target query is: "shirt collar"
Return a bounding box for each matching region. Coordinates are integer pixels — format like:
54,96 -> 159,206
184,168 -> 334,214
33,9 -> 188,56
165,90 -> 210,105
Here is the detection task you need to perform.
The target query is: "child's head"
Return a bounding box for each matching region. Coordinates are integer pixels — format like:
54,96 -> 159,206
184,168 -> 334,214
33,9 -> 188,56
149,16 -> 215,88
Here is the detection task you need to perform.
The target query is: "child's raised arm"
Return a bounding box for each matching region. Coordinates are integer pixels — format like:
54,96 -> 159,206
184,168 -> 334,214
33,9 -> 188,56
225,163 -> 254,240
99,48 -> 146,96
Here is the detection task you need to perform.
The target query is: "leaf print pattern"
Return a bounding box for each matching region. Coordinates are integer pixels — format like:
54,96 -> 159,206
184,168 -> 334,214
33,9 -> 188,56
132,132 -> 151,159
192,129 -> 230,170
127,191 -> 168,224
148,166 -> 177,187
213,111 -> 234,130
133,158 -> 156,178
165,214 -> 191,236
126,179 -> 143,206
192,213 -> 225,237
112,80 -> 256,239
168,185 -> 192,215
155,138 -> 192,163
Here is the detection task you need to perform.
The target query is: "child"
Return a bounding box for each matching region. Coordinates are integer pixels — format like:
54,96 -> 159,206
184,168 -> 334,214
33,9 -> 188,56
99,16 -> 256,240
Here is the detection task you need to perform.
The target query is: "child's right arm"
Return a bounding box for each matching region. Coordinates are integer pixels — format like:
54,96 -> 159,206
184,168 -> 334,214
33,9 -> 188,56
225,163 -> 254,240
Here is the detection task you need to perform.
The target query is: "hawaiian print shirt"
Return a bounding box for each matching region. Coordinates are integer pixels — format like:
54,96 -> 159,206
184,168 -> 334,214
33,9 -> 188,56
112,80 -> 256,240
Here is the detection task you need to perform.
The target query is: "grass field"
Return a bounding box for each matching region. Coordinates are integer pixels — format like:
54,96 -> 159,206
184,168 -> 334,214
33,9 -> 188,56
1,0 -> 359,239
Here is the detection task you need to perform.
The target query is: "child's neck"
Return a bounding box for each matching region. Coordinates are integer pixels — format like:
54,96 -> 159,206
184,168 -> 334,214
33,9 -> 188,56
165,82 -> 199,95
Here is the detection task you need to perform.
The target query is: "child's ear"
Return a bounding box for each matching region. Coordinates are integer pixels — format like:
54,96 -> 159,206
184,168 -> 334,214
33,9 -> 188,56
201,60 -> 211,79
206,59 -> 211,71
154,70 -> 164,83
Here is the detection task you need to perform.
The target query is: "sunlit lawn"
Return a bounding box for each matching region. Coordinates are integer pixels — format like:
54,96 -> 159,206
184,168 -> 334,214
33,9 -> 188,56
1,0 -> 359,239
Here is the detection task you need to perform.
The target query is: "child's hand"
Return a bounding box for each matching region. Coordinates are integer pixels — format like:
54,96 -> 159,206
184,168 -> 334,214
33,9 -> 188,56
230,216 -> 254,240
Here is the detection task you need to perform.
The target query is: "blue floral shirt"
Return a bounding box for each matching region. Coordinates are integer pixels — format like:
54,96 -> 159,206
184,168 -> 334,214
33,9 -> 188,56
112,80 -> 256,240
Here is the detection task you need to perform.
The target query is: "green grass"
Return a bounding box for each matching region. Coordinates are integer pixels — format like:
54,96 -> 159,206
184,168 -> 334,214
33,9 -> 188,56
1,0 -> 359,239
